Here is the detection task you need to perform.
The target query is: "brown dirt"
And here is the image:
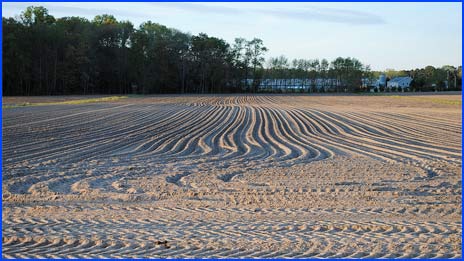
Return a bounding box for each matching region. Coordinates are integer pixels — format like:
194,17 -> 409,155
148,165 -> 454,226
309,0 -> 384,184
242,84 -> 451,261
2,94 -> 461,258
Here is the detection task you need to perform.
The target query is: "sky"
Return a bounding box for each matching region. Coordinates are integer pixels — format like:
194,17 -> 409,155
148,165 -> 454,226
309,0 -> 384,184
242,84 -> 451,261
2,2 -> 462,71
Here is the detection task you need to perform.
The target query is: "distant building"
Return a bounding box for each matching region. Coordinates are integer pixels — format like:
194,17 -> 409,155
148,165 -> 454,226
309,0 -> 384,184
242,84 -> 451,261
244,78 -> 342,92
379,74 -> 387,87
387,76 -> 413,91
362,74 -> 386,92
362,78 -> 379,88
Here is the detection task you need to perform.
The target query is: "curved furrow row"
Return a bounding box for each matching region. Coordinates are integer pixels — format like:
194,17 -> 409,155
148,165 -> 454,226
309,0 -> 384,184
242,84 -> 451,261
108,105 -> 212,157
406,111 -> 462,127
268,108 -> 326,162
4,106 -> 212,193
5,104 -> 187,156
259,106 -> 303,160
55,104 -> 202,161
246,106 -> 277,161
342,111 -> 461,152
145,106 -> 230,159
290,110 -> 394,161
199,106 -> 241,156
168,106 -> 233,157
3,107 -> 135,150
371,111 -> 461,138
2,95 -> 461,200
5,96 -> 459,172
2,218 -> 461,258
208,106 -> 268,166
308,109 -> 460,162
3,218 -> 460,242
379,111 -> 462,132
3,104 -> 179,164
217,106 -> 253,156
292,109 -> 455,164
3,104 -> 132,130
4,203 -> 461,221
2,103 -> 119,127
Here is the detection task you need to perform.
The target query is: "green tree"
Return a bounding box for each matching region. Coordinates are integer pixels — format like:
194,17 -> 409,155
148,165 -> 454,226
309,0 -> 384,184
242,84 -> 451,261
245,38 -> 268,92
2,6 -> 460,95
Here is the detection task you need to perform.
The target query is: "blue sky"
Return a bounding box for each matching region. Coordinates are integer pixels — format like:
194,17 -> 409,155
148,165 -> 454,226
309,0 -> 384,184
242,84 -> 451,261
2,2 -> 461,71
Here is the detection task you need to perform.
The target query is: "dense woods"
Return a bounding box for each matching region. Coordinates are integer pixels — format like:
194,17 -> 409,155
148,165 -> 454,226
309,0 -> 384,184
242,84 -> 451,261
3,7 -> 462,95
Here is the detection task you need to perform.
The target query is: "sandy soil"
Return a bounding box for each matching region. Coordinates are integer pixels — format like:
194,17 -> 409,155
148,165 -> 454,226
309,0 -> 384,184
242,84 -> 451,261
2,94 -> 462,258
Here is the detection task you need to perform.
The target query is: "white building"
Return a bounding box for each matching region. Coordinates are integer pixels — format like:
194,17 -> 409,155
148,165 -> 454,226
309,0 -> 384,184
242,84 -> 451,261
362,74 -> 387,92
250,78 -> 342,92
362,78 -> 380,88
387,76 -> 413,91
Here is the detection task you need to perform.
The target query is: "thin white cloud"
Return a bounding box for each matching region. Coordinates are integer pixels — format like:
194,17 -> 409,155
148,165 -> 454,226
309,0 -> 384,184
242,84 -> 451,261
149,3 -> 386,25
3,2 -> 385,25
266,6 -> 386,25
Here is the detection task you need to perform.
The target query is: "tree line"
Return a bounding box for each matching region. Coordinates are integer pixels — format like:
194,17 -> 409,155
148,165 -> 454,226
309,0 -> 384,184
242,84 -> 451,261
3,7 -> 271,95
377,66 -> 462,92
3,6 -> 461,96
261,56 -> 370,92
262,56 -> 462,92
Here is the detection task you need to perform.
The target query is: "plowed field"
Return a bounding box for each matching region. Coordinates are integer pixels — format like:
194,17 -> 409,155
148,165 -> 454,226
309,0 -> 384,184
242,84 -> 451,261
2,94 -> 461,258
